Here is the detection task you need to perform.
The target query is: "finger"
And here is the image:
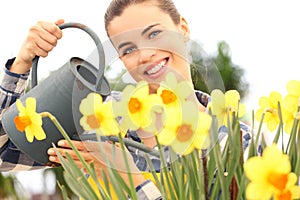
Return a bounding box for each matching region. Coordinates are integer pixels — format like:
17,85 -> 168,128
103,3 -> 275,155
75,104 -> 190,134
57,140 -> 88,151
34,37 -> 56,55
56,147 -> 91,160
55,19 -> 65,26
36,28 -> 60,47
48,155 -> 85,168
37,21 -> 63,40
20,38 -> 48,60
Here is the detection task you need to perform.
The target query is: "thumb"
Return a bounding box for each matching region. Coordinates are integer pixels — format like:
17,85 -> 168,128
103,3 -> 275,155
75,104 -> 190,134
55,19 -> 65,26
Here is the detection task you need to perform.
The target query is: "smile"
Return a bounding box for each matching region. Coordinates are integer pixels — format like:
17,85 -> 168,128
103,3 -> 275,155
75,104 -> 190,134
144,58 -> 168,75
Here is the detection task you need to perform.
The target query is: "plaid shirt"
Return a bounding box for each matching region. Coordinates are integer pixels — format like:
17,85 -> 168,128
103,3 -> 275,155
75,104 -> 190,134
0,59 -> 43,171
0,59 -> 251,199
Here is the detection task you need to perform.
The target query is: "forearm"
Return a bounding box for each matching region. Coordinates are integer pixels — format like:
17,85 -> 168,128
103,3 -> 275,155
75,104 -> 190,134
0,58 -> 29,110
0,58 -> 29,139
0,58 -> 38,171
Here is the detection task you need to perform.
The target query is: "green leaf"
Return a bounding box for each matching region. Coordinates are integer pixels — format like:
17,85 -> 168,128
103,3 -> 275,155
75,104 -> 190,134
210,117 -> 229,200
144,153 -> 166,197
57,181 -> 71,200
155,136 -> 176,200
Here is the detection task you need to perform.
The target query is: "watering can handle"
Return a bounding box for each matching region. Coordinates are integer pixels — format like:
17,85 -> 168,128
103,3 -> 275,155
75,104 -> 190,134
31,22 -> 106,93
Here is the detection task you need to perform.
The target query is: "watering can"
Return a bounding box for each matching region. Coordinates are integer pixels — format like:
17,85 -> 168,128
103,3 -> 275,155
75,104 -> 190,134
2,22 -> 111,165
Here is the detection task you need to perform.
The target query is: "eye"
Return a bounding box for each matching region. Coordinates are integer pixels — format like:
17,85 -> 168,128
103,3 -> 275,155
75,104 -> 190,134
149,30 -> 162,39
121,47 -> 137,56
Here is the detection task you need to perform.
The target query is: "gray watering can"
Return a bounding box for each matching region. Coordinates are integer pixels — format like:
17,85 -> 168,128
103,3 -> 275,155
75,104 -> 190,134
2,22 -> 111,165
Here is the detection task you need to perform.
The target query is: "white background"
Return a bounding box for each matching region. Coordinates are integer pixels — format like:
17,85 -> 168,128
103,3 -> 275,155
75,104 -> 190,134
1,0 -> 300,196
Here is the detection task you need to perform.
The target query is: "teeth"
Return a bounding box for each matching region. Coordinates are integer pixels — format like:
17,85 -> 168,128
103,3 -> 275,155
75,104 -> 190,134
146,60 -> 166,75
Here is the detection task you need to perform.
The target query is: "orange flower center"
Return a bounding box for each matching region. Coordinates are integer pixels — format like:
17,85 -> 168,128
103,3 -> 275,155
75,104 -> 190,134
128,98 -> 142,113
276,190 -> 292,200
268,173 -> 288,191
87,114 -> 101,129
160,90 -> 177,104
14,116 -> 32,132
176,124 -> 194,142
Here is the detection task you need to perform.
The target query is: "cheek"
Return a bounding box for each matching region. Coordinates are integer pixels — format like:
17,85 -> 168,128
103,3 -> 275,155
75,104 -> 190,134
122,57 -> 137,72
149,31 -> 187,60
169,55 -> 191,81
121,59 -> 141,81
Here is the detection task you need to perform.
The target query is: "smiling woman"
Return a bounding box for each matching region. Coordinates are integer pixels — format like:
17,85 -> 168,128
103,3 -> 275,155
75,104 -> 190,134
105,0 -> 191,86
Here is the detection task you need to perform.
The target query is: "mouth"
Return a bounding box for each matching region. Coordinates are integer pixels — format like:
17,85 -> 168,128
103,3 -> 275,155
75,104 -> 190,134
144,57 -> 169,76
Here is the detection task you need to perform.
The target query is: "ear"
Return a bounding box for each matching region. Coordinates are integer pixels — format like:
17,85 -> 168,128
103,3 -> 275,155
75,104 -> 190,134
179,16 -> 190,41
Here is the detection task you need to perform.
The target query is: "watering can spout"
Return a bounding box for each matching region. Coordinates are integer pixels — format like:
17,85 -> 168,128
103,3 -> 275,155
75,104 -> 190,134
2,22 -> 111,165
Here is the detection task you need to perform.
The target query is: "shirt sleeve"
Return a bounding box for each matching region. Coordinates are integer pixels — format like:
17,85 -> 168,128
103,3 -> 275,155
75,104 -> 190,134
0,58 -> 43,171
135,180 -> 162,200
0,58 -> 29,142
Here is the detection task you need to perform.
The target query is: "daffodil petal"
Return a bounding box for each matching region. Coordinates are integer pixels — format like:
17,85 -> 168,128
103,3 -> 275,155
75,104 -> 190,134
269,91 -> 282,108
210,89 -> 225,115
24,127 -> 34,143
79,93 -> 103,115
26,97 -> 36,112
171,139 -> 193,155
246,182 -> 273,200
225,90 -> 240,109
16,99 -> 26,113
286,80 -> 300,96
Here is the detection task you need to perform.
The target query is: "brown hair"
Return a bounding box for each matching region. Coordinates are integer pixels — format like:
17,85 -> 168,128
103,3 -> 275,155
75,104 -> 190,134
104,0 -> 181,34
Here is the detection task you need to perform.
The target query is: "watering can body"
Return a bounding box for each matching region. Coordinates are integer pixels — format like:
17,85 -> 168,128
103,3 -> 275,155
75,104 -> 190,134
1,23 -> 110,165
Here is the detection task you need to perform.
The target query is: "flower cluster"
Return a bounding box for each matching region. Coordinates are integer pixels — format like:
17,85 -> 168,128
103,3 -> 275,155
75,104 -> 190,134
81,72 -> 212,155
13,75 -> 300,200
255,80 -> 300,133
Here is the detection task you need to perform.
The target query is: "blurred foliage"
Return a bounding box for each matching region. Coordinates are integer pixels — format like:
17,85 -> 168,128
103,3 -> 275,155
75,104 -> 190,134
0,173 -> 19,199
190,40 -> 249,100
43,166 -> 76,199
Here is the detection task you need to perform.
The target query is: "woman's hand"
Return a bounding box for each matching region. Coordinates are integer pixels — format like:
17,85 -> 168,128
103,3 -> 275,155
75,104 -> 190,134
47,139 -> 146,187
10,19 -> 64,74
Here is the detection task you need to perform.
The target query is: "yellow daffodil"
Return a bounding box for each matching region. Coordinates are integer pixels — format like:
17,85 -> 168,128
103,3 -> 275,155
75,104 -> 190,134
157,73 -> 195,128
157,72 -> 194,106
14,97 -> 46,143
79,93 -> 120,136
208,89 -> 246,128
282,95 -> 298,133
282,80 -> 300,133
115,81 -> 162,131
255,91 -> 285,132
157,101 -> 211,155
244,144 -> 300,200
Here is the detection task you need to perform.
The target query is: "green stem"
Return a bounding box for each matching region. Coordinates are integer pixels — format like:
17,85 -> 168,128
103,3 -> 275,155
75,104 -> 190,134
106,136 -> 160,158
41,112 -> 109,198
73,134 -> 160,157
117,133 -> 137,200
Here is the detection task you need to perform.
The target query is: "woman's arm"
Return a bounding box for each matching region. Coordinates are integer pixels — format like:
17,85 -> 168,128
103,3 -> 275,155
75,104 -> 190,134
0,20 -> 64,171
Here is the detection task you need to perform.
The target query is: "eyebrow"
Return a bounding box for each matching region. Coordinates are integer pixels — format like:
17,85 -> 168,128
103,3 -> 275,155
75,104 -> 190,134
141,23 -> 160,36
118,42 -> 132,50
117,23 -> 160,50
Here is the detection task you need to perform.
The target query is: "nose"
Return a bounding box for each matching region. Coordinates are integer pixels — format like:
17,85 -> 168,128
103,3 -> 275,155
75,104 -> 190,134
138,48 -> 156,63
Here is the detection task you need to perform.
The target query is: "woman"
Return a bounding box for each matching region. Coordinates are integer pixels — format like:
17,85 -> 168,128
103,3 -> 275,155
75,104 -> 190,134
0,0 -> 250,199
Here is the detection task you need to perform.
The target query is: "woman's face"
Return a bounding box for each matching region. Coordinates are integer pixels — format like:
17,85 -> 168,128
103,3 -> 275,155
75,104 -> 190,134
107,2 -> 191,85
